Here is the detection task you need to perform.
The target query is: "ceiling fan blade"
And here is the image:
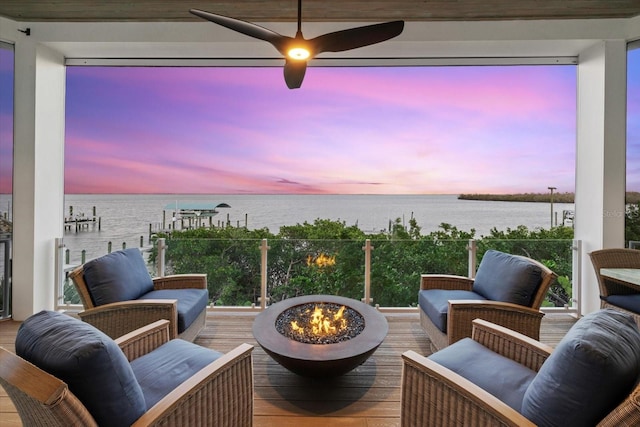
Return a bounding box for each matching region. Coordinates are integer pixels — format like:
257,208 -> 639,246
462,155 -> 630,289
190,4 -> 403,90
310,21 -> 404,54
190,9 -> 290,53
284,59 -> 308,89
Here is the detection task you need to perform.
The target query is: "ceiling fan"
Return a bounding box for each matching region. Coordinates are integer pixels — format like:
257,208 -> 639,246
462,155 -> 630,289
190,0 -> 404,89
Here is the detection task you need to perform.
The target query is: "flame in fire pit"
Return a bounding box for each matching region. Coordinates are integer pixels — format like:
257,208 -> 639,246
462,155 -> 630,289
276,301 -> 365,344
291,305 -> 347,336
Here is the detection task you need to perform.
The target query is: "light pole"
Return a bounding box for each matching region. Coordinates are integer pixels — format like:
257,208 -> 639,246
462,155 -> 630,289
548,186 -> 557,228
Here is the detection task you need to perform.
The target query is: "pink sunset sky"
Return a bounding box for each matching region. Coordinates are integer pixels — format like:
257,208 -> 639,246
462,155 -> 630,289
62,64 -> 578,195
1,50 -> 639,195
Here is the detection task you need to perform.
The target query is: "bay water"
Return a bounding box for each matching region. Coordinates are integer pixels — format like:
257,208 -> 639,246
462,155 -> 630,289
59,194 -> 574,264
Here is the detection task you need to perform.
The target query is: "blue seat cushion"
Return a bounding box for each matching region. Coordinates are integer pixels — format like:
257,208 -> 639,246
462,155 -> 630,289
522,309 -> 640,427
15,310 -> 146,426
83,248 -> 154,306
605,294 -> 640,314
429,338 -> 536,412
130,339 -> 222,409
140,288 -> 209,333
419,289 -> 486,333
472,250 -> 543,306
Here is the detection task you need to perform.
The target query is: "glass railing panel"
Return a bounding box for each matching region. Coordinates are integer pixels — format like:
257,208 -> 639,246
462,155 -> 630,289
63,235 -> 151,267
266,239 -> 365,304
159,238 -> 262,307
61,275 -> 81,306
369,238 -> 470,307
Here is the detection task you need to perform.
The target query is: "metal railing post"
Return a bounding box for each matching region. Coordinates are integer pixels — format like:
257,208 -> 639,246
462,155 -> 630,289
572,239 -> 582,314
362,239 -> 373,305
54,238 -> 65,306
259,239 -> 270,309
467,239 -> 477,278
157,238 -> 166,277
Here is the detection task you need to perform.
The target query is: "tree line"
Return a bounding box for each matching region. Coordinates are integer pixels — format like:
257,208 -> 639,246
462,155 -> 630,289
150,218 -> 574,308
459,192 -> 640,204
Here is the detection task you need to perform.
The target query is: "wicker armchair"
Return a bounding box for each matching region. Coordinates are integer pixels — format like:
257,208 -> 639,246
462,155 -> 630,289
0,315 -> 254,427
402,313 -> 640,427
69,248 -> 208,341
589,248 -> 640,326
419,250 -> 556,351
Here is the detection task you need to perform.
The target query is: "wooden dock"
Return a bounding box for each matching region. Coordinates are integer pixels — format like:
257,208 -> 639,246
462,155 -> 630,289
64,206 -> 100,232
0,311 -> 576,426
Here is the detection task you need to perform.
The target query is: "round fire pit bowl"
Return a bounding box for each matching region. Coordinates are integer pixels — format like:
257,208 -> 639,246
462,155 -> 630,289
253,295 -> 388,378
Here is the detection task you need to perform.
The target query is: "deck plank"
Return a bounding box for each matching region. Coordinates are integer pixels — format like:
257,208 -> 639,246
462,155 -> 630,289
0,311 -> 574,425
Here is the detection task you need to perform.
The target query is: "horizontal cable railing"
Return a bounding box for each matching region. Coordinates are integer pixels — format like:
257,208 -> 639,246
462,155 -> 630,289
56,237 -> 580,314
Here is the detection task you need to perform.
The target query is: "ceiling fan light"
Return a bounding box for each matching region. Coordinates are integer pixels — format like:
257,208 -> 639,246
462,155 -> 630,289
287,47 -> 310,60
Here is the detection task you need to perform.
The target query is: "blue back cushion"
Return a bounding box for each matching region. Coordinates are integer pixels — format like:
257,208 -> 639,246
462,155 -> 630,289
472,250 -> 542,306
16,311 -> 146,426
83,248 -> 154,305
521,309 -> 640,427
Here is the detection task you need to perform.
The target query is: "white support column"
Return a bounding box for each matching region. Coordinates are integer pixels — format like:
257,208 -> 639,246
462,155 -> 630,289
575,40 -> 627,316
11,36 -> 66,320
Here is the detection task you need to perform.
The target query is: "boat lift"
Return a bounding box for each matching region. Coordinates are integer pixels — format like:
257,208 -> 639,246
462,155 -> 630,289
162,202 -> 231,231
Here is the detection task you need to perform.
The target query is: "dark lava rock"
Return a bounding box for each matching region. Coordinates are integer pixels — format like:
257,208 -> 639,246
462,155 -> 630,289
275,302 -> 365,344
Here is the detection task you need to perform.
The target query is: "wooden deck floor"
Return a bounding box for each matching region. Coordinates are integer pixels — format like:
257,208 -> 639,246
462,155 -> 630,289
0,311 -> 576,427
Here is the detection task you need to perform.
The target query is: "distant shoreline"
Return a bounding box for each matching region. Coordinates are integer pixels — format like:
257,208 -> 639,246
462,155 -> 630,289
458,192 -> 575,203
458,192 -> 640,204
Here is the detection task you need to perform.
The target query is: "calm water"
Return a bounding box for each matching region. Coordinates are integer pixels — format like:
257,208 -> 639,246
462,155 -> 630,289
51,194 -> 573,264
